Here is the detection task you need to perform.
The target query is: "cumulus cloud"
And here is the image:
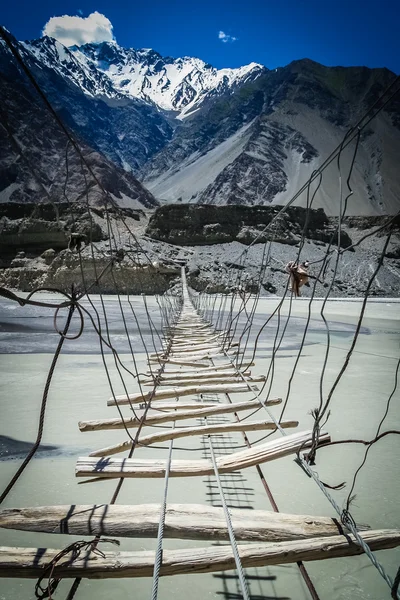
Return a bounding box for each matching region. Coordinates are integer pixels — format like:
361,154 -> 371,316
42,11 -> 115,47
218,31 -> 237,43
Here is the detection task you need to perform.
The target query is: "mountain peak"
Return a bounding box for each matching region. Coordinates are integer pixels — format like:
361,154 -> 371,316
17,35 -> 264,117
69,41 -> 264,116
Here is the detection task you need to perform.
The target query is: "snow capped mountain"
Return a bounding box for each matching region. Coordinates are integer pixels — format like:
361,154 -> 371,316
20,37 -> 125,100
15,36 -> 264,119
1,30 -> 399,215
141,61 -> 400,215
71,42 -> 265,117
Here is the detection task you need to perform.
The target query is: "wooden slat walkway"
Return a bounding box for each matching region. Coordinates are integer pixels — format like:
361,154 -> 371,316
2,268 -> 398,583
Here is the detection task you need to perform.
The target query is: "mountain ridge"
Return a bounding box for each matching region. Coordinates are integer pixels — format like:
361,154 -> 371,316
0,30 -> 399,215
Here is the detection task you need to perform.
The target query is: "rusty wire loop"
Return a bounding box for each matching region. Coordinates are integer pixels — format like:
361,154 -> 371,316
34,538 -> 120,600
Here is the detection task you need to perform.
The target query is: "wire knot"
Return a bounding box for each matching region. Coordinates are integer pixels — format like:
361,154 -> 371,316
35,538 -> 120,599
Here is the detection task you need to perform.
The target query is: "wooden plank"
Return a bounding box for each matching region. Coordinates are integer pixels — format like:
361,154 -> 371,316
135,402 -> 219,411
148,359 -> 213,368
171,334 -> 222,343
89,420 -> 299,457
170,349 -> 237,358
151,347 -> 236,359
107,383 -> 259,406
0,503 -> 350,541
149,363 -> 255,375
141,376 -> 265,387
1,530 -> 398,579
150,350 -> 224,361
79,399 -> 281,432
160,369 -> 250,378
142,370 -> 250,382
168,343 -> 222,352
76,430 -> 330,478
168,336 -> 221,344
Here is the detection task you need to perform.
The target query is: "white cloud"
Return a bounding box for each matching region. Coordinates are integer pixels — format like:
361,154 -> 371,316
218,31 -> 238,43
42,11 -> 115,47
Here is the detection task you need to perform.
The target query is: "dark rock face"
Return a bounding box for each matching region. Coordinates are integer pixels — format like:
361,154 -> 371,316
0,202 -> 182,294
142,61 -> 400,213
2,36 -> 174,172
145,204 -> 353,249
196,120 -> 318,206
0,35 -> 162,208
0,217 -> 69,249
1,31 -> 399,216
0,202 -> 121,254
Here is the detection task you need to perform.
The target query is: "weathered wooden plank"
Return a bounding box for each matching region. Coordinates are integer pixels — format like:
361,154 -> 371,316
135,402 -> 218,411
1,530 -> 398,578
147,364 -> 253,377
143,369 -> 250,382
89,419 -> 299,457
141,376 -> 265,387
150,351 -> 223,362
150,348 -> 237,360
160,369 -> 249,378
148,359 -> 213,368
107,383 -> 259,406
172,322 -> 209,327
171,334 -> 222,343
79,399 -> 281,432
76,430 -> 330,478
170,348 -> 237,358
168,343 -> 222,352
167,337 -> 221,345
0,503 -> 349,541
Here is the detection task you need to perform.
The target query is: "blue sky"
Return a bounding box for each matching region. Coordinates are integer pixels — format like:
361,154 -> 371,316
2,0 -> 399,73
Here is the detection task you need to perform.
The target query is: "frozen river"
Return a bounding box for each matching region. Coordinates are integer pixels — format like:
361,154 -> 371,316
0,293 -> 399,600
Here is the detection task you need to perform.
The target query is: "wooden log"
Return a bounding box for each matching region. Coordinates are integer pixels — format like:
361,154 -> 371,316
0,503 -> 350,541
168,343 -> 222,352
135,402 -> 219,411
76,430 -> 330,478
170,349 -> 237,358
150,350 -> 224,361
147,363 -> 254,375
160,369 -> 250,378
174,327 -> 207,330
107,383 -> 259,407
171,319 -> 209,331
141,376 -> 265,387
148,359 -> 213,368
150,347 -> 233,359
171,334 -> 222,343
168,335 -> 221,343
143,369 -> 250,382
79,399 -> 280,432
1,530 -> 398,579
89,419 -> 299,457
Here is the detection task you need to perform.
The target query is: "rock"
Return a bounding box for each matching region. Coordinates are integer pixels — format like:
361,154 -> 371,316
0,218 -> 68,250
41,248 -> 56,264
10,256 -> 28,268
262,281 -> 277,294
385,245 -> 400,259
146,204 -> 353,249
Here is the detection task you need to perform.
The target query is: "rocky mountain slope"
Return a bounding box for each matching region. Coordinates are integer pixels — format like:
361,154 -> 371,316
0,33 -> 173,177
0,34 -> 158,208
72,41 -> 264,118
1,31 -> 399,216
142,61 -> 400,215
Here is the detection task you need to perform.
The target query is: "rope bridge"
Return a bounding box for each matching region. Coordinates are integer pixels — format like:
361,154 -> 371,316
0,23 -> 399,600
